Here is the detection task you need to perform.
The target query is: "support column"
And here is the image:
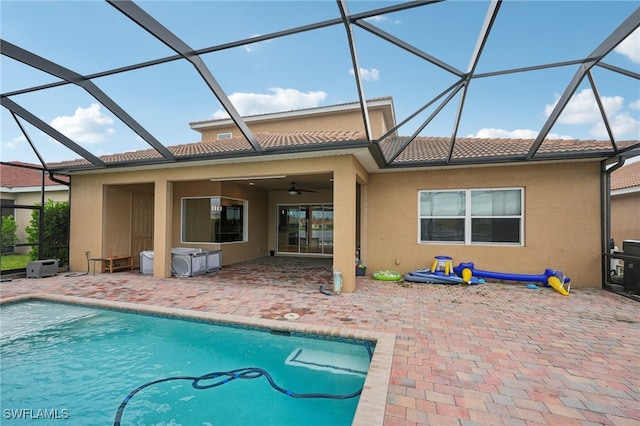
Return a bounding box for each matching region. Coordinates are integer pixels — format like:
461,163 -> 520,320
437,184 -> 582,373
333,162 -> 357,293
153,178 -> 173,278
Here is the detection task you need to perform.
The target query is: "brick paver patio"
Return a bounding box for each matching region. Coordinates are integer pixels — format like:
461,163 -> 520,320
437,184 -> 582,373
1,257 -> 638,425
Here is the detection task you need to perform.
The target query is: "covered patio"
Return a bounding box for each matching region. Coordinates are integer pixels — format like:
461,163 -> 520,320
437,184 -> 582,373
2,258 -> 638,425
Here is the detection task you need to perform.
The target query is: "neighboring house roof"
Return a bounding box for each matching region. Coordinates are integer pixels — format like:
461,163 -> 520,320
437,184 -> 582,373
611,160 -> 640,192
46,132 -> 638,172
0,162 -> 69,189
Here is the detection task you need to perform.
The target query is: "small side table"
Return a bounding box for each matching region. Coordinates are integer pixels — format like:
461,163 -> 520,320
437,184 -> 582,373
90,258 -> 109,276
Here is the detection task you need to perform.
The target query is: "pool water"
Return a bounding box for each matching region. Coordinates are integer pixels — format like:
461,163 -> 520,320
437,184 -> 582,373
0,301 -> 372,425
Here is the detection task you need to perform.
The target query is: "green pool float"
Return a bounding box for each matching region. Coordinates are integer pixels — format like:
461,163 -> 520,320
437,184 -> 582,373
372,270 -> 403,281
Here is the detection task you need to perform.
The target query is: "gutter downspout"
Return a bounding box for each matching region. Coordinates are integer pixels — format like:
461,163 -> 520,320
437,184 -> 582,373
48,171 -> 70,187
602,156 -> 625,286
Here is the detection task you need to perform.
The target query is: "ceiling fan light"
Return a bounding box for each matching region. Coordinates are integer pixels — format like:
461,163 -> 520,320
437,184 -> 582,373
289,189 -> 298,195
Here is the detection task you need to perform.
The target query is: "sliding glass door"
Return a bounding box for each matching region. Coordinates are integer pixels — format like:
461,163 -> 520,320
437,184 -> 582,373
277,204 -> 333,255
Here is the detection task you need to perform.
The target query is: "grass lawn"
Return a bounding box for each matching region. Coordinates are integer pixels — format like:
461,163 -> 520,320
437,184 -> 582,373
0,253 -> 30,271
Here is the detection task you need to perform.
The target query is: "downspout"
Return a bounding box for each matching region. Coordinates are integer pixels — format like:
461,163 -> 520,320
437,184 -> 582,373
602,156 -> 625,285
48,171 -> 70,187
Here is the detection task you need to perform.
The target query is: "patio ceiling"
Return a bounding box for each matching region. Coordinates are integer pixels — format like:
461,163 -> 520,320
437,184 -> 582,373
1,0 -> 639,173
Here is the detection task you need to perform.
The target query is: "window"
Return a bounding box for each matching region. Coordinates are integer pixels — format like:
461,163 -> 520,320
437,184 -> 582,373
217,132 -> 232,140
182,196 -> 246,243
419,188 -> 523,245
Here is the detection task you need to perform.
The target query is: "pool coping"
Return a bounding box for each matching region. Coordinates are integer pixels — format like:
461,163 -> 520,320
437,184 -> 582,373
1,293 -> 395,426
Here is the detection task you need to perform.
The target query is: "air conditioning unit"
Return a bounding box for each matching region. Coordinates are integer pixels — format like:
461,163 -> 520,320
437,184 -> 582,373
27,259 -> 58,278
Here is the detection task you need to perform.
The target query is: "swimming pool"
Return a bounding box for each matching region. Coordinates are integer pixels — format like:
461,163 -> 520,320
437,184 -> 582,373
0,296 -> 391,425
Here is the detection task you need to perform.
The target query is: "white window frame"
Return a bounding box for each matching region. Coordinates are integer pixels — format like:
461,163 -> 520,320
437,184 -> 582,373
216,132 -> 232,140
418,187 -> 524,246
181,196 -> 248,244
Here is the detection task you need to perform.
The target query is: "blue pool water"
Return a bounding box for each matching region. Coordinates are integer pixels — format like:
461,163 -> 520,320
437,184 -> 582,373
0,301 -> 373,425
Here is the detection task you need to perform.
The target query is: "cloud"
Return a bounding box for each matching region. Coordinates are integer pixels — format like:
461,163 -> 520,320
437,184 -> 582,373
545,89 -> 640,138
545,89 -> 624,125
0,135 -> 28,157
243,34 -> 269,53
349,67 -> 380,82
614,28 -> 640,63
469,128 -> 573,140
212,88 -> 327,118
2,135 -> 27,149
50,103 -> 115,144
590,113 -> 640,139
365,15 -> 402,24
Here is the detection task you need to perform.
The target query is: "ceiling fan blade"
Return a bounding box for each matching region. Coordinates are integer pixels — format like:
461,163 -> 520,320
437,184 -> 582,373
286,181 -> 316,194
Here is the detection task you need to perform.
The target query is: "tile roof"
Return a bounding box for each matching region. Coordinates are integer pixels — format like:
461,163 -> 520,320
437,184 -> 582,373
379,137 -> 638,164
1,162 -> 69,188
45,131 -> 638,172
611,160 -> 640,190
47,130 -> 367,169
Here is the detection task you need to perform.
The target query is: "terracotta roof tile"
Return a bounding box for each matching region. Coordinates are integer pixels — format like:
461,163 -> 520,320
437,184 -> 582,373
47,131 -> 367,169
611,160 -> 640,190
45,132 -> 638,171
381,137 -> 638,164
1,162 -> 69,188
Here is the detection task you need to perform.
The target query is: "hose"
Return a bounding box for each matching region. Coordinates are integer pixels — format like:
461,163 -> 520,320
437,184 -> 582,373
65,251 -> 89,277
319,284 -> 333,296
114,341 -> 372,425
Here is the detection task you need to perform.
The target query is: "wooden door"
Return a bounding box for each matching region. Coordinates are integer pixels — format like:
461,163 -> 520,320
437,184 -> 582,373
131,193 -> 154,267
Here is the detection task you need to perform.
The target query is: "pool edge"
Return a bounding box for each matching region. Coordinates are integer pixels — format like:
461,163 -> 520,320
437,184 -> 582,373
1,292 -> 395,426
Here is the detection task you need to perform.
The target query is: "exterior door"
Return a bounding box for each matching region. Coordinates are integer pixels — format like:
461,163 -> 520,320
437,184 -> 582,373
131,193 -> 154,267
277,204 -> 333,255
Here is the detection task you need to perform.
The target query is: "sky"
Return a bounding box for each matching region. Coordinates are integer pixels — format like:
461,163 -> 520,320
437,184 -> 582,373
1,0 -> 639,165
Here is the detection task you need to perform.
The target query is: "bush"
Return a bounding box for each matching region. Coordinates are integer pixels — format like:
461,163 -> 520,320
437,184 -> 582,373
25,199 -> 69,265
1,215 -> 18,253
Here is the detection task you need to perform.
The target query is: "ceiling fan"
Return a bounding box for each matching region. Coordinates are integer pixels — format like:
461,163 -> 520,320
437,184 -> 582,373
287,181 -> 316,195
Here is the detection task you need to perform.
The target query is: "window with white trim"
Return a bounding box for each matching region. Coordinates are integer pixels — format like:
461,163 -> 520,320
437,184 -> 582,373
182,196 -> 247,243
419,188 -> 523,245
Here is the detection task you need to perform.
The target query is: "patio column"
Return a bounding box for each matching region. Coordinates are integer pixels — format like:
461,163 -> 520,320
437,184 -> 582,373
333,161 -> 357,293
153,178 -> 173,278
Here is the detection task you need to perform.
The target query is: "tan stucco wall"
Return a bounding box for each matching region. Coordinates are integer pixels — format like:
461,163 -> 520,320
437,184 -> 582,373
364,161 -> 603,288
67,155 -> 350,280
611,191 -> 640,245
171,180 -> 270,264
198,108 -> 389,141
68,156 -> 603,289
3,189 -> 68,254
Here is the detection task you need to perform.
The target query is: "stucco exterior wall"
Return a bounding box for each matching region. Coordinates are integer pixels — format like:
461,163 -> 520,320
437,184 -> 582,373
171,180 -> 270,264
68,155 -> 345,275
2,189 -> 68,254
364,161 -> 603,287
68,154 -> 603,289
198,108 -> 389,141
611,191 -> 640,245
